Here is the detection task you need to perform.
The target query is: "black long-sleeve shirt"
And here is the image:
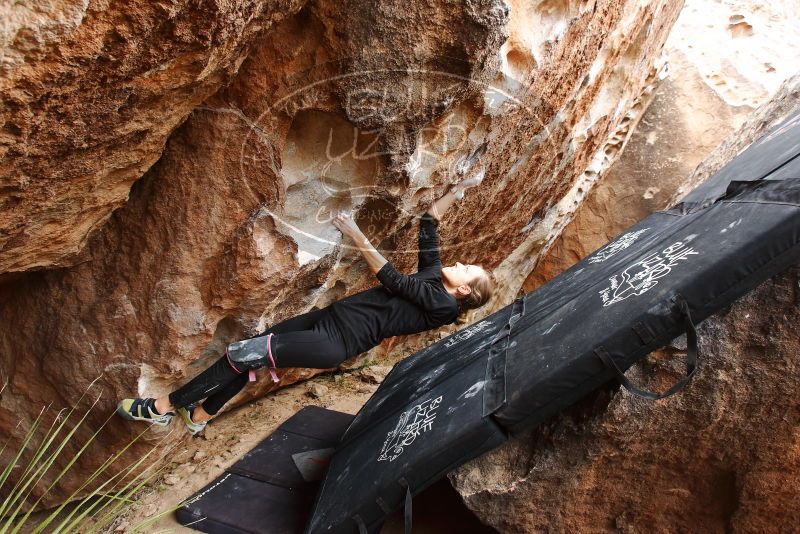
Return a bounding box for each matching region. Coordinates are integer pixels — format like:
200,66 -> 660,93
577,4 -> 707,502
326,213 -> 460,357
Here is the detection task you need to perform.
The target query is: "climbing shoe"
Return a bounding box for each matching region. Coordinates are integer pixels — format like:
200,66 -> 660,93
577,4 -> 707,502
116,398 -> 175,426
177,405 -> 207,436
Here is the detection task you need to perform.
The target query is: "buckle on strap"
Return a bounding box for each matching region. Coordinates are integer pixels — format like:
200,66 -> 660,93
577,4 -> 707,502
225,346 -> 243,374
488,295 -> 525,345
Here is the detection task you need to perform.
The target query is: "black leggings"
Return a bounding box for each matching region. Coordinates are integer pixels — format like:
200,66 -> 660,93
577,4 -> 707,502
168,307 -> 347,415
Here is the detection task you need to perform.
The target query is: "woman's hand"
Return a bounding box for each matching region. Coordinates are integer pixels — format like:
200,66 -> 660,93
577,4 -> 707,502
332,211 -> 364,242
455,165 -> 485,193
332,210 -> 388,273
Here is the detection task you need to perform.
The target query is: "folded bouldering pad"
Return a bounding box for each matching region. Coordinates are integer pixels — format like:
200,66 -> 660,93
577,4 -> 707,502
302,302 -> 520,533
176,406 -> 353,534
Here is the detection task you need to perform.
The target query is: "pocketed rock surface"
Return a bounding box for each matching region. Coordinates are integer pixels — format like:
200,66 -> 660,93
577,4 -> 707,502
0,0 -> 682,507
449,73 -> 800,533
526,0 -> 800,289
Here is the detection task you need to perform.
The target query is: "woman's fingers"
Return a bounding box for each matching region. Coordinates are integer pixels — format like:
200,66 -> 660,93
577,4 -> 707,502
333,212 -> 352,225
460,166 -> 486,189
332,211 -> 356,240
332,212 -> 353,236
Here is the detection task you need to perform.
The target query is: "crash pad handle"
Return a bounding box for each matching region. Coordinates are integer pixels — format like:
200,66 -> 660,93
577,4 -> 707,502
595,295 -> 699,401
483,296 -> 526,416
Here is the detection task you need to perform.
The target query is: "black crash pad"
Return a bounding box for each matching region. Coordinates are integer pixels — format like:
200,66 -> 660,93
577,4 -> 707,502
176,406 -> 353,534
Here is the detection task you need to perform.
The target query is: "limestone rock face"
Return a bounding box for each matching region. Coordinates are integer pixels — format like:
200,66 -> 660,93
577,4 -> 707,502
0,0 -> 682,506
450,74 -> 800,533
0,0 -> 306,274
524,46 -> 751,288
526,0 -> 800,290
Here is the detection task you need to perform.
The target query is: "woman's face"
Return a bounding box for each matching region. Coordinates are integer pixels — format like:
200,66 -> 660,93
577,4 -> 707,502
442,262 -> 484,289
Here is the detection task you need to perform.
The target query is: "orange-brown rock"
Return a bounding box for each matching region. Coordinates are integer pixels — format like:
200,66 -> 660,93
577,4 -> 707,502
0,0 -> 682,507
450,73 -> 800,534
0,0 -> 306,274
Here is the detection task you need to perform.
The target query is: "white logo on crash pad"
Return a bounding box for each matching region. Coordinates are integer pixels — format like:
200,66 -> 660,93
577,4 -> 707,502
589,228 -> 649,264
378,395 -> 443,462
599,239 -> 698,306
443,319 -> 492,348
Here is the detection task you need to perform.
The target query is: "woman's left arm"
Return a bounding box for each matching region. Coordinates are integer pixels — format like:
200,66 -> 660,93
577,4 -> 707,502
332,212 -> 387,275
332,212 -> 450,314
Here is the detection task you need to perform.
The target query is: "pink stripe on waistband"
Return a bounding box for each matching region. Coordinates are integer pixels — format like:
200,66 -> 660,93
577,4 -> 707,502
225,347 -> 243,374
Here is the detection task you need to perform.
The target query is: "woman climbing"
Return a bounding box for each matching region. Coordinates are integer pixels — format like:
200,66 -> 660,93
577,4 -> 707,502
116,172 -> 492,434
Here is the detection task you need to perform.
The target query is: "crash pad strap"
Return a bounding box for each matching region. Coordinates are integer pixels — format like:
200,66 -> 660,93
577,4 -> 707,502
353,514 -> 368,534
399,477 -> 412,534
595,295 -> 700,401
483,296 -> 526,416
353,480 -> 412,534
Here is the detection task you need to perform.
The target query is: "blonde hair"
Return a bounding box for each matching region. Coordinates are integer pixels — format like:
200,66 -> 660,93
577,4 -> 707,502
456,269 -> 494,316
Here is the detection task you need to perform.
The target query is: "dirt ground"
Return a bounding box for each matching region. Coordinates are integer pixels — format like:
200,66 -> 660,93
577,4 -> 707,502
102,369 -> 370,533
77,366 -> 494,533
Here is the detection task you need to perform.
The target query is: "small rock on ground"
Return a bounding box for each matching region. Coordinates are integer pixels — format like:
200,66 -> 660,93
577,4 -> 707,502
359,365 -> 391,384
308,383 -> 329,398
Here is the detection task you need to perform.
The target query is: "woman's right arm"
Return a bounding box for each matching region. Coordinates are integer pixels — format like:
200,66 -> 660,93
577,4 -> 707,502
425,187 -> 460,221
353,233 -> 389,275
331,212 -> 388,275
